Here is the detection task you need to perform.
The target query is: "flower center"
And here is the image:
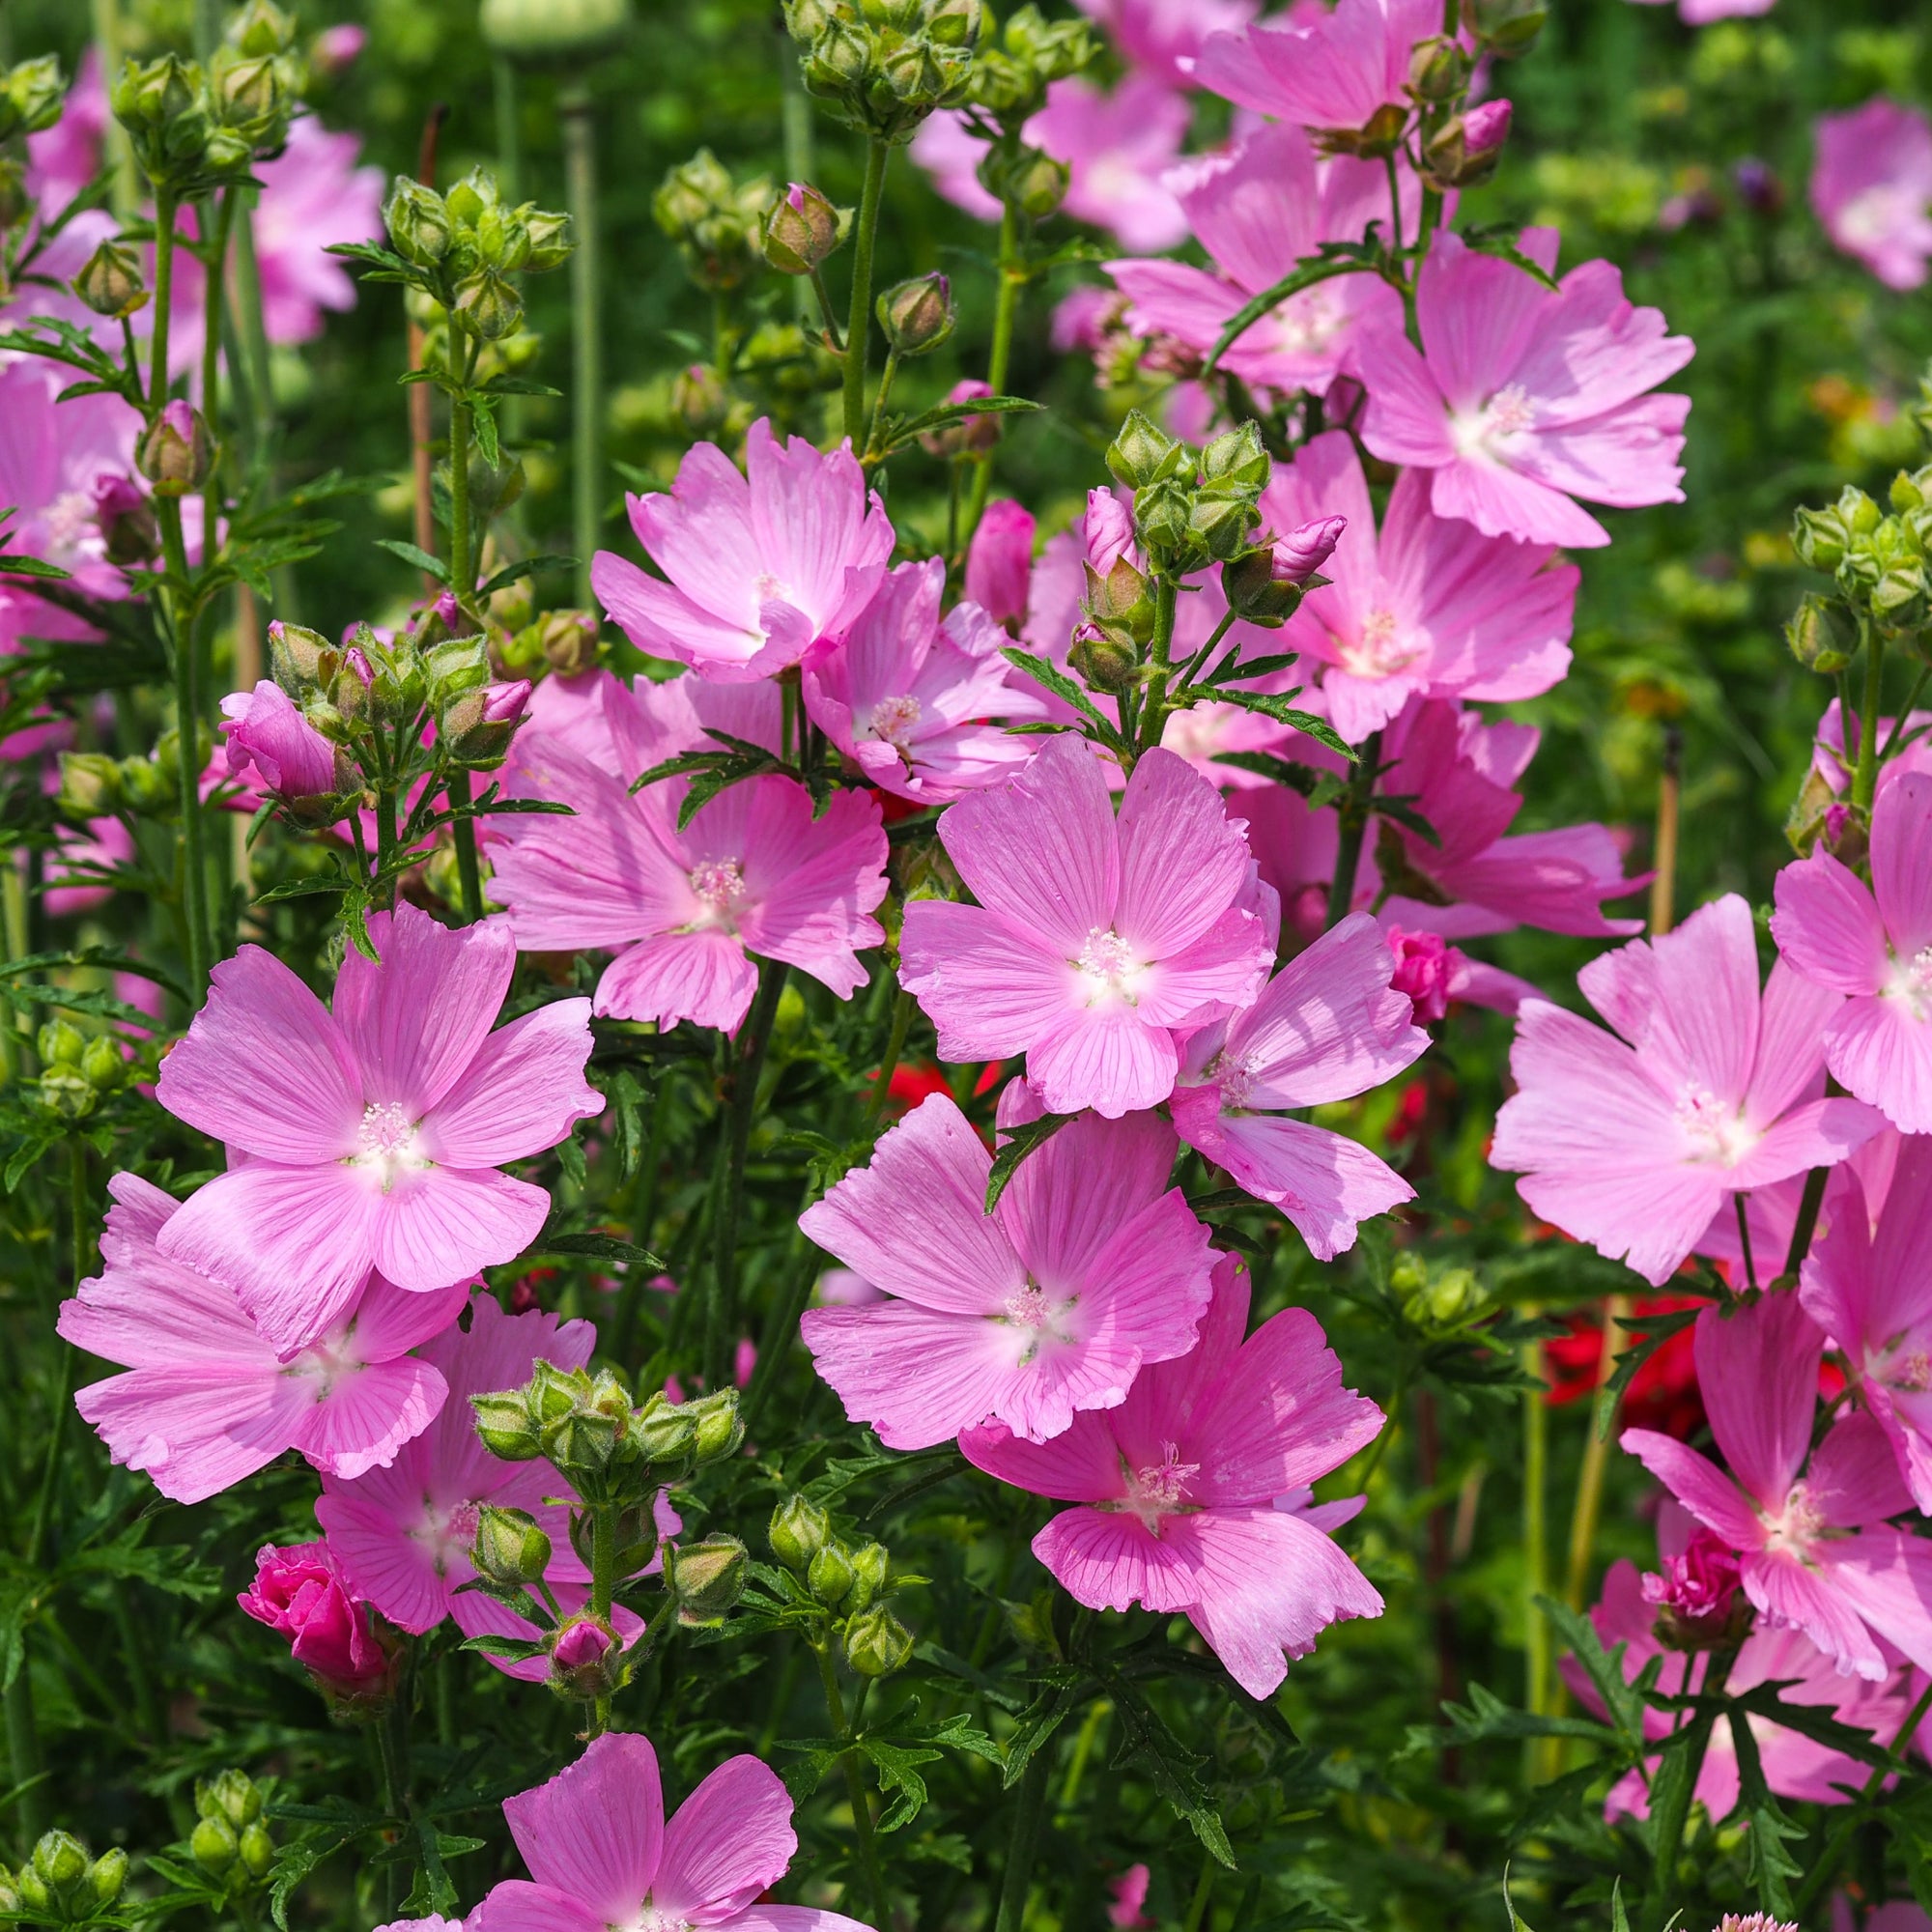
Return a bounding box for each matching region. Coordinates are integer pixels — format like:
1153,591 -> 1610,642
1116,1442 -> 1201,1536
684,858 -> 748,933
1451,382 -> 1538,460
1344,606 -> 1420,678
419,1498 -> 480,1578
353,1100 -> 428,1192
43,487 -> 100,563
1763,1480 -> 1828,1558
1887,944 -> 1932,1018
1074,925 -> 1146,1006
1672,1084 -> 1754,1168
867,693 -> 922,750
996,1282 -> 1079,1366
1838,186 -> 1917,249
623,1904 -> 695,1932
1271,288 -> 1340,355
1204,1048 -> 1254,1110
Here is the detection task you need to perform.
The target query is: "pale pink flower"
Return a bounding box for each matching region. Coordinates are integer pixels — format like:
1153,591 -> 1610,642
961,1254 -> 1385,1699
154,903 -> 603,1353
801,559 -> 1041,804
1263,431 -> 1577,742
1193,0 -> 1439,136
493,684 -> 887,1030
1074,0 -> 1257,89
316,1294 -> 668,1683
898,735 -> 1274,1118
1803,1138 -> 1932,1511
57,1173 -> 467,1504
1492,895 -> 1886,1287
1357,228 -> 1694,549
219,680 -> 343,812
1774,772 -> 1932,1134
1085,487 -> 1143,577
1108,124 -> 1407,401
471,1731 -> 872,1932
1623,1292 -> 1932,1681
1629,0 -> 1775,22
1170,914 -> 1428,1259
965,500 -> 1036,629
44,814 -> 134,917
591,419 -> 893,683
800,1088 -> 1213,1449
238,1540 -> 394,1704
911,79 -> 1190,252
1810,100 -> 1932,291
1106,1864 -> 1154,1930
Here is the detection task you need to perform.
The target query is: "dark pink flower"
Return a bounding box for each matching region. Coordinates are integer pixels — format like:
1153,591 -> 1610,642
220,680 -> 342,812
966,500 -> 1037,628
238,1540 -> 394,1704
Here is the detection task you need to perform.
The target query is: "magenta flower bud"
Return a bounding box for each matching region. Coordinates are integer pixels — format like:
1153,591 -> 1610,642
483,678 -> 531,724
91,472 -> 159,565
237,1542 -> 394,1710
311,23 -> 367,77
219,680 -> 345,825
138,399 -> 212,497
549,1615 -> 619,1699
343,645 -> 375,688
433,589 -> 464,630
964,499 -> 1035,629
920,378 -> 1001,457
1640,1529 -> 1747,1649
552,1619 -> 612,1670
1463,98 -> 1513,160
1385,927 -> 1452,1025
1083,488 -> 1141,577
1272,514 -> 1346,584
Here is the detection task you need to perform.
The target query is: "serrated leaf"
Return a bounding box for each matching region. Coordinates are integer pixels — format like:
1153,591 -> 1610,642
998,646 -> 1127,753
253,875 -> 349,905
984,1111 -> 1075,1213
1535,1593 -> 1648,1750
1110,1686 -> 1236,1869
883,393 -> 1042,454
1204,688 -> 1354,759
1595,1305 -> 1706,1440
1201,652 -> 1299,686
458,1632 -> 550,1662
536,1231 -> 668,1270
1202,255 -> 1382,379
1463,231 -> 1562,290
375,537 -> 451,583
0,554 -> 70,579
858,1736 -> 941,1832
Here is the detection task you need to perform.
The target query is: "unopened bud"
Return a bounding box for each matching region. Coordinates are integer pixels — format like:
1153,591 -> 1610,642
632,1392 -> 698,1466
1068,629 -> 1139,695
764,182 -> 842,274
1424,99 -> 1512,190
844,1540 -> 889,1613
58,753 -> 122,817
549,1616 -> 618,1698
190,1816 -> 240,1878
31,1833 -> 89,1894
452,267 -> 523,341
138,401 -> 213,497
1407,36 -> 1470,101
536,609 -> 599,675
877,272 -> 954,355
198,1770 -> 263,1831
769,1495 -> 831,1574
808,1539 -> 856,1608
1786,591 -> 1857,674
384,177 -> 451,268
267,620 -> 334,696
470,1388 -> 544,1461
238,1824 -> 273,1881
0,56 -> 67,142
687,1388 -> 745,1465
842,1603 -> 914,1677
1468,0 -> 1546,58
1200,421 -> 1270,493
72,240 -> 147,320
472,1505 -> 552,1586
38,1019 -> 85,1067
92,473 -> 158,563
424,635 -> 492,708
88,1850 -> 128,1910
1105,410 -> 1184,489
79,1035 -> 123,1091
670,1535 -> 749,1625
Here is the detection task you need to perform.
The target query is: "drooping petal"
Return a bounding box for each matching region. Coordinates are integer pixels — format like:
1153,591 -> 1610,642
313,1490 -> 450,1634
1027,1004 -> 1179,1119
595,932 -> 759,1034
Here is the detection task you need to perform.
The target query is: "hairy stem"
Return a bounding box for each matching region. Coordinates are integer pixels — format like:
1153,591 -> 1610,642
1136,576 -> 1180,758
1852,620 -> 1886,818
815,1642 -> 891,1926
994,1718 -> 1058,1932
445,769 -> 484,923
158,498 -> 211,1001
841,139 -> 890,449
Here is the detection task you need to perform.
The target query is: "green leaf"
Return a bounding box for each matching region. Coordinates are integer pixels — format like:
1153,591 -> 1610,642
1724,1682 -> 1897,1771
1203,689 -> 1354,759
1728,1705 -> 1802,1916
458,1632 -> 551,1662
883,393 -> 1043,455
1201,652 -> 1300,686
857,1735 -> 943,1832
998,647 -> 1128,754
984,1111 -> 1075,1213
1595,1304 -> 1707,1440
1109,1685 -> 1237,1869
1202,255 -> 1381,379
253,875 -> 350,906
374,537 -> 452,583
774,1738 -> 844,1804
0,554 -> 71,580
1463,229 -> 1562,290
536,1231 -> 668,1271
478,553 -> 579,597
473,400 -> 501,469
479,375 -> 564,398
1000,1690 -> 1074,1789
267,1830 -> 355,1931
1534,1595 -> 1647,1751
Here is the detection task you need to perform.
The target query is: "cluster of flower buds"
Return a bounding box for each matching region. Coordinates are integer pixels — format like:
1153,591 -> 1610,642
209,0 -> 305,163
383,166 -> 573,345
0,56 -> 64,234
110,20 -> 297,198
19,1019 -> 137,1123
0,1833 -> 128,1925
1388,1253 -> 1489,1337
58,727 -> 198,823
962,3 -> 1094,122
784,0 -> 980,146
654,150 -> 776,293
187,1771 -> 275,1895
1793,467 -> 1932,639
1105,413 -> 1273,578
768,1494 -> 914,1678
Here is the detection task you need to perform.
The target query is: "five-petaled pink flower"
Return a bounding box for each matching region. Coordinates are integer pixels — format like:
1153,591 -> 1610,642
58,1172 -> 468,1504
591,418 -> 894,684
961,1254 -> 1385,1699
898,734 -> 1274,1118
1810,99 -> 1932,292
155,903 -> 603,1353
1264,430 -> 1578,742
1357,228 -> 1694,549
1773,772 -> 1932,1134
799,1087 -> 1215,1449
470,1730 -> 873,1932
1623,1292 -> 1932,1682
1170,914 -> 1429,1260
1492,894 -> 1885,1286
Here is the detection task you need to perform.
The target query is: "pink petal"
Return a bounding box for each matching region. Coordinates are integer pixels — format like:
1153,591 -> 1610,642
1746,1547 -> 1888,1681
1772,850 -> 1889,997
421,998 -> 601,1167
998,1106 -> 1182,1288
1826,1529 -> 1932,1676
1112,748 -> 1253,958
1825,996 -> 1932,1134
1872,768 -> 1932,957
1726,1094 -> 1885,1188
346,1275 -> 472,1361
898,900 -> 1075,1061
651,1756 -> 797,1922
314,1490 -> 449,1633
1028,1005 -> 1179,1119
1033,1505 -> 1197,1615
1744,958 -> 1845,1124
596,931 -> 758,1033
1430,457 -> 1611,549
372,1166 -> 553,1292
957,1410 -> 1124,1502
1808,1410 -> 1916,1527
503,1732 -> 665,1919
472,1883 -> 605,1932
1693,1292 -> 1823,1512
1619,1429 -> 1765,1550
286,1357 -> 448,1482
727,1912 -> 878,1932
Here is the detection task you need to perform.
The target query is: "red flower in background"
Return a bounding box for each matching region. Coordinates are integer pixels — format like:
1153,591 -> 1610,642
1546,1295 -> 1704,1439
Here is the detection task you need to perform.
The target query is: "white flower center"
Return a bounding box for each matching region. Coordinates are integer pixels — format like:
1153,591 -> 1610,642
1450,382 -> 1538,461
1204,1048 -> 1254,1111
622,1905 -> 695,1932
1342,606 -> 1419,678
684,858 -> 748,932
996,1282 -> 1079,1366
1886,944 -> 1932,1019
1268,289 -> 1340,355
1116,1442 -> 1201,1536
1074,925 -> 1147,1006
1762,1480 -> 1827,1559
867,693 -> 922,750
416,1498 -> 480,1578
1838,185 -> 1918,249
353,1100 -> 429,1191
1672,1084 -> 1755,1168
43,487 -> 100,565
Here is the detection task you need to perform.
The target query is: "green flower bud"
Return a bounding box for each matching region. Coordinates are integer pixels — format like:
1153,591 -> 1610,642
535,609 -> 599,676
452,268 -> 524,341
32,1832 -> 89,1892
190,1815 -> 240,1878
926,0 -> 981,49
470,1388 -> 544,1461
88,1849 -> 128,1910
1467,0 -> 1546,58
213,50 -> 292,153
1200,421 -> 1270,493
808,1539 -> 857,1607
842,1603 -> 914,1678
763,182 -> 843,274
1106,410 -> 1184,490
1003,146 -> 1069,218
58,752 -> 123,817
238,1822 -> 273,1881
687,1388 -> 746,1465
79,1035 -> 123,1091
138,403 -> 213,497
423,636 -> 493,708
111,54 -> 214,189
542,1404 -> 622,1476
844,1540 -> 889,1613
199,1769 -> 265,1830
1785,591 -> 1858,674
522,208 -> 575,272
0,1866 -> 18,1914
769,1494 -> 831,1573
670,1534 -> 750,1625
480,0 -> 635,59
384,177 -> 451,268
39,1019 -> 85,1067
472,1505 -> 553,1586
1189,488 -> 1257,563
0,56 -> 68,142
267,620 -> 335,696
631,1392 -> 698,1466
1068,630 -> 1139,696
1319,99 -> 1408,160
72,240 -> 148,321
1407,36 -> 1470,100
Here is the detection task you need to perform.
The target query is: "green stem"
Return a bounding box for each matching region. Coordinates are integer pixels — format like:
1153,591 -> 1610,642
561,84 -> 604,611
92,0 -> 135,217
1136,576 -> 1180,758
867,988 -> 915,1120
994,1714 -> 1058,1932
375,1689 -> 413,1919
1522,1341 -> 1550,1746
492,57 -> 523,204
961,196 -> 1023,545
1852,620 -> 1886,817
158,499 -> 211,1000
1642,1645 -> 1737,1932
376,784 -> 400,906
1882,661 -> 1932,760
25,1143 -> 89,1572
5,1649 -> 43,1848
445,768 -> 484,923
1325,730 -> 1381,927
864,346 -> 901,462
150,187 -> 178,418
1781,1166 -> 1830,1279
1181,1859 -> 1216,1932
587,1503 -> 618,1737
449,391 -> 474,601
815,1643 -> 891,1926
840,139 -> 890,450
1175,609 -> 1239,693
707,962 -> 789,1390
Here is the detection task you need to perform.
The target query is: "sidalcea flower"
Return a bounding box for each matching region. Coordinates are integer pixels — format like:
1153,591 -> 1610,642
493,677 -> 887,1032
802,559 -> 1041,804
1263,431 -> 1577,742
219,680 -> 343,818
962,1254 -> 1385,1698
58,1173 -> 468,1504
1169,914 -> 1429,1260
1623,1292 -> 1932,1681
1357,228 -> 1694,549
238,1540 -> 394,1706
965,499 -> 1036,629
591,418 -> 893,683
1074,0 -> 1257,90
1810,99 -> 1932,291
1802,1138 -> 1932,1512
316,1295 -> 668,1683
1107,124 -> 1406,401
1492,895 -> 1886,1286
1193,0 -> 1437,141
470,1730 -> 873,1932
155,903 -> 603,1353
1773,773 -> 1932,1133
911,78 -> 1190,253
898,735 -> 1274,1118
799,1089 -> 1215,1449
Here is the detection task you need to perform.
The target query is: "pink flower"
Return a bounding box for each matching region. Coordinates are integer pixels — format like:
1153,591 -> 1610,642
1810,100 -> 1932,291
1773,772 -> 1932,1133
1074,0 -> 1257,89
1264,431 -> 1577,742
1640,1524 -> 1744,1626
1803,1138 -> 1932,1511
470,1731 -> 871,1932
1386,926 -> 1453,1022
154,903 -> 603,1353
898,735 -> 1274,1118
238,1540 -> 394,1705
1357,228 -> 1694,549
219,680 -> 342,812
1492,895 -> 1886,1286
1193,0 -> 1439,136
1106,1864 -> 1154,1930
1108,125 -> 1406,401
57,1173 -> 466,1503
798,1087 -> 1215,1449
1570,1544 -> 1917,1823
1271,515 -> 1348,584
966,500 -> 1037,629
312,23 -> 369,76
1169,914 -> 1428,1260
493,684 -> 887,1030
911,79 -> 1190,253
1623,1292 -> 1932,1682
45,814 -> 134,917
1084,487 -> 1142,576
316,1294 -> 668,1683
1629,0 -> 1775,22
801,560 -> 1041,804
591,419 -> 894,684
961,1254 -> 1385,1698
